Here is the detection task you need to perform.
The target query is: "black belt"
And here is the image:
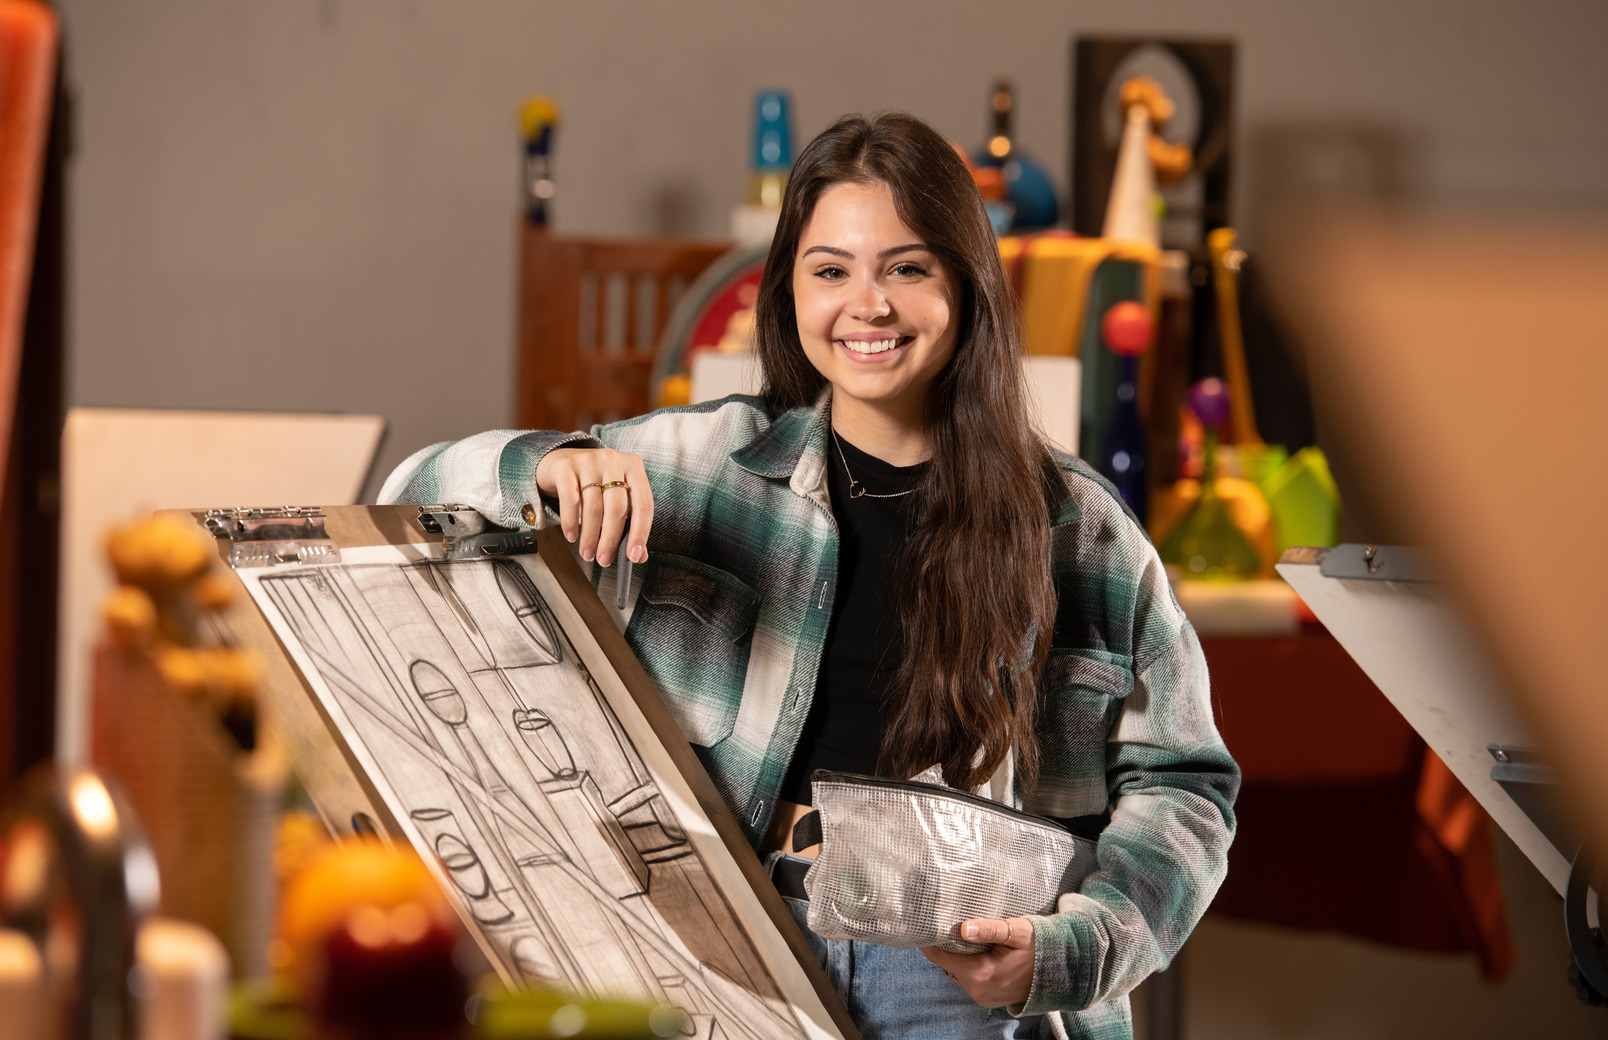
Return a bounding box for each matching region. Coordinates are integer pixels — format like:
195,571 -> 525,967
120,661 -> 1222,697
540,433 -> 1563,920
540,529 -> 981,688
770,855 -> 811,901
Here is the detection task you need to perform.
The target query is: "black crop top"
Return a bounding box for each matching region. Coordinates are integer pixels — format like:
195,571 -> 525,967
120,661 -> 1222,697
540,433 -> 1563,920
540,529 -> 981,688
778,433 -> 925,805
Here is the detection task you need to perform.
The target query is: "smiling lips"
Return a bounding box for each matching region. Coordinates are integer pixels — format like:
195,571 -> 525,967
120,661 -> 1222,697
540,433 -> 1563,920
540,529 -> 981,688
838,335 -> 910,356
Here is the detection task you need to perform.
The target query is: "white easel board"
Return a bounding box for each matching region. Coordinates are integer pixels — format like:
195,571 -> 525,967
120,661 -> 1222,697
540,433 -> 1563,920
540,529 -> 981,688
1278,549 -> 1570,892
58,408 -> 385,765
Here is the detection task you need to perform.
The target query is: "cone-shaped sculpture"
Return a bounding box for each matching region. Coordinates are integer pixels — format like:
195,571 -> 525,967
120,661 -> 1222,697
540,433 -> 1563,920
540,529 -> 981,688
1103,102 -> 1160,247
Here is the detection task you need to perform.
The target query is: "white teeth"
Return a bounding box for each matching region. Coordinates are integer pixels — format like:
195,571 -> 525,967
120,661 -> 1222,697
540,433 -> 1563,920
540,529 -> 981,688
843,338 -> 900,354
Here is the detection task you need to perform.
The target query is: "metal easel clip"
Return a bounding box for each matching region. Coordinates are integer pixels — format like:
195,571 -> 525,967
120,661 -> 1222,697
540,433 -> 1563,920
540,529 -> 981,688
1317,544 -> 1437,583
417,505 -> 539,561
203,506 -> 339,568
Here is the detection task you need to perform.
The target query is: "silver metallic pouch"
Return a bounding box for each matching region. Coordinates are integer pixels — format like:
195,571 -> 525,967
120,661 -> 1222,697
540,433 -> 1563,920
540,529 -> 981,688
793,768 -> 1100,953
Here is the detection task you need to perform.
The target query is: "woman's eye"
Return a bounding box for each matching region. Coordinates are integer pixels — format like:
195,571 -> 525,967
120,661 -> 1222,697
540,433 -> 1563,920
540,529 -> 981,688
813,266 -> 847,281
891,262 -> 929,278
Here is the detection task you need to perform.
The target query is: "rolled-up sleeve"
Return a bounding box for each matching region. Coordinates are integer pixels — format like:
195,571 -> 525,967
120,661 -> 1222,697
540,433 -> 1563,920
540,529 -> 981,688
1023,549 -> 1240,1015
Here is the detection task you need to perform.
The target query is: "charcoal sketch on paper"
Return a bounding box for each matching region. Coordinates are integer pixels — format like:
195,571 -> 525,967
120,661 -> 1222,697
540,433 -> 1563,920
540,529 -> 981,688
247,549 -> 825,1040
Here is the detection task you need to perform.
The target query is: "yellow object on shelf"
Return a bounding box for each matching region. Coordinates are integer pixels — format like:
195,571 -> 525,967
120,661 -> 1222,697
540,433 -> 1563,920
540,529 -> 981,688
656,373 -> 692,409
1207,227 -> 1262,447
997,235 -> 1160,357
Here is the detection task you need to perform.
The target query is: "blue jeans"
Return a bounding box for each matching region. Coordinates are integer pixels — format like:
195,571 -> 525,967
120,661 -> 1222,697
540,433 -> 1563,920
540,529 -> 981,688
766,852 -> 1050,1040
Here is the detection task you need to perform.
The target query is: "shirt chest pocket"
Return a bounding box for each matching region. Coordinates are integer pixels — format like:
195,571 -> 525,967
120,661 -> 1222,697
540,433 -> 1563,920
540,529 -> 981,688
624,554 -> 760,748
1028,647 -> 1135,819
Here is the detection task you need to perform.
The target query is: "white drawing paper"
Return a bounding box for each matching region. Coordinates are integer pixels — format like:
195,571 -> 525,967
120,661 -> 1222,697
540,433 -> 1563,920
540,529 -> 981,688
238,542 -> 838,1040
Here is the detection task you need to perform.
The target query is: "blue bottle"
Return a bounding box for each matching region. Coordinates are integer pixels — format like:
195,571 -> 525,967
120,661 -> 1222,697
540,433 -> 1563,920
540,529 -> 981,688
1095,301 -> 1153,522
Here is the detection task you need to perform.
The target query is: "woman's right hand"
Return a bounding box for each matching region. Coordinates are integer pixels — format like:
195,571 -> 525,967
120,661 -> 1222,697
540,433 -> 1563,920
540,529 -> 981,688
535,447 -> 654,567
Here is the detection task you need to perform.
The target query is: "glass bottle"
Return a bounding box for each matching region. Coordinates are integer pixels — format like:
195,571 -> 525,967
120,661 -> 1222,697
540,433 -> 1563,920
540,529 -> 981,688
1160,379 -> 1262,581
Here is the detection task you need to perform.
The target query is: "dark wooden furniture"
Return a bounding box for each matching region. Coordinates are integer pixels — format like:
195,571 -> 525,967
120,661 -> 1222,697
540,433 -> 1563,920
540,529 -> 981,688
515,227 -> 727,431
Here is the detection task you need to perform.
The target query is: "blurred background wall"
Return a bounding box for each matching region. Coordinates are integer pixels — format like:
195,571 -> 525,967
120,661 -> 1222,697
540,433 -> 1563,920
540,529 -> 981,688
56,0 -> 1608,498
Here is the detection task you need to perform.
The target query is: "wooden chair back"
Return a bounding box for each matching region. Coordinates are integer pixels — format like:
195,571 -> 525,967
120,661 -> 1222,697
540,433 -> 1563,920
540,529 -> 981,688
516,226 -> 728,431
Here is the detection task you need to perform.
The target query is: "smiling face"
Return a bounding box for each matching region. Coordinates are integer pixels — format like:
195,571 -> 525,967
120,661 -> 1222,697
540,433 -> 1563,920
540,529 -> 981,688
791,179 -> 960,448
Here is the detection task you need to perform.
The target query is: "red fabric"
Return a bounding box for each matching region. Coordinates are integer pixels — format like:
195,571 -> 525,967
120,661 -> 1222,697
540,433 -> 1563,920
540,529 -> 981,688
1203,627 -> 1515,981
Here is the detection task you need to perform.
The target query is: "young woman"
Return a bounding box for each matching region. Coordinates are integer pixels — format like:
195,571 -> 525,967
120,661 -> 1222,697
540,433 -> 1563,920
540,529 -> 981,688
381,113 -> 1238,1040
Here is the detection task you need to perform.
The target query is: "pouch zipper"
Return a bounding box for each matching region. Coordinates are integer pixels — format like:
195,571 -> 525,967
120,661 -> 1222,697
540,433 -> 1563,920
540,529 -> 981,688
809,769 -> 1098,840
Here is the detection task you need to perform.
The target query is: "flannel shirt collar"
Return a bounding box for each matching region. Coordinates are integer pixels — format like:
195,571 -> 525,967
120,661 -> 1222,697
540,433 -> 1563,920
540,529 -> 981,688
730,391 -> 833,511
729,388 -> 1082,526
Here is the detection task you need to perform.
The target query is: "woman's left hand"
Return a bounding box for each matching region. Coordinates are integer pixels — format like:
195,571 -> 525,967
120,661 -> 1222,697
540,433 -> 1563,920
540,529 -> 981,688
920,917 -> 1036,1008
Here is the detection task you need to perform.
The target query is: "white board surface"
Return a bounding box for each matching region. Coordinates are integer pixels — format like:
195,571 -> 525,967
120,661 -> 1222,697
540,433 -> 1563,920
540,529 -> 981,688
1277,557 -> 1570,892
237,542 -> 839,1039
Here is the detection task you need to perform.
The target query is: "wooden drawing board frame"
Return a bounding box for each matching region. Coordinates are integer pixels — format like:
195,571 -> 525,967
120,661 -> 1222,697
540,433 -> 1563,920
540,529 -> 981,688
181,505 -> 857,1040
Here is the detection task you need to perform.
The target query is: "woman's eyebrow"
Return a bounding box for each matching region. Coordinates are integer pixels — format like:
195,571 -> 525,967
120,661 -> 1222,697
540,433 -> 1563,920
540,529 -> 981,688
799,243 -> 928,260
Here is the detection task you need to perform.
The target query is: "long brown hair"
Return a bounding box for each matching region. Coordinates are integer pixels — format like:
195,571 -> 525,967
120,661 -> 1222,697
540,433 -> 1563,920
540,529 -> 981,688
755,113 -> 1056,792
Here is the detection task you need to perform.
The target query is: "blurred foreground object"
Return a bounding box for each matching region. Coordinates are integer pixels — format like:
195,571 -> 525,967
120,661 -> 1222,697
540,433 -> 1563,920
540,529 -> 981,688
0,0 -> 65,790
0,765 -> 159,1038
1263,206 -> 1608,867
277,839 -> 470,1039
92,514 -> 285,979
475,990 -> 688,1039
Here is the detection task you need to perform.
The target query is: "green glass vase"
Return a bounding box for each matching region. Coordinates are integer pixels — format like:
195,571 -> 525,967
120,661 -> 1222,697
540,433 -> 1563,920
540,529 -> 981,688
1160,429 -> 1262,581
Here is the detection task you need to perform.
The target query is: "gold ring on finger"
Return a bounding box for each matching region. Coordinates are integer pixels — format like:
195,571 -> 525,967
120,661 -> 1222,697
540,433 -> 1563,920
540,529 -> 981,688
580,481 -> 604,492
598,480 -> 630,492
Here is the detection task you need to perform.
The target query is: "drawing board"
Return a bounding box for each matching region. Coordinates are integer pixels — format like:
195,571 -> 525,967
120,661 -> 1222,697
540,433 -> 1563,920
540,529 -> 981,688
1278,547 -> 1571,892
197,507 -> 852,1040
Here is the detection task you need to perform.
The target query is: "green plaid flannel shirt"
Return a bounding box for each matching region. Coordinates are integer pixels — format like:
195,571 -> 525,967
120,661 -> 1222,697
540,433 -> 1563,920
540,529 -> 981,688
379,394 -> 1239,1037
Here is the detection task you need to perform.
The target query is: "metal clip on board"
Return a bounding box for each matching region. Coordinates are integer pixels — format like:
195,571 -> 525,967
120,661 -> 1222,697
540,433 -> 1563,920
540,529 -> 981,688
203,506 -> 339,568
417,504 -> 540,561
418,504 -> 632,609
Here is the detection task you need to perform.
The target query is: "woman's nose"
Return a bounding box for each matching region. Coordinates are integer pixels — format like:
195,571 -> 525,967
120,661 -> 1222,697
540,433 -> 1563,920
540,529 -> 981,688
848,278 -> 891,321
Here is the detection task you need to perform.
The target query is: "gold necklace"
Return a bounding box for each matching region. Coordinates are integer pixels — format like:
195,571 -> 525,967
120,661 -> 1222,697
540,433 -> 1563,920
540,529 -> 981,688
830,429 -> 919,500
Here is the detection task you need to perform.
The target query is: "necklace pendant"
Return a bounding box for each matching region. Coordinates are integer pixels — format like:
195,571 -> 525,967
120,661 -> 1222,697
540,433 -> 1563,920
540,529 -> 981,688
849,480 -> 867,499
